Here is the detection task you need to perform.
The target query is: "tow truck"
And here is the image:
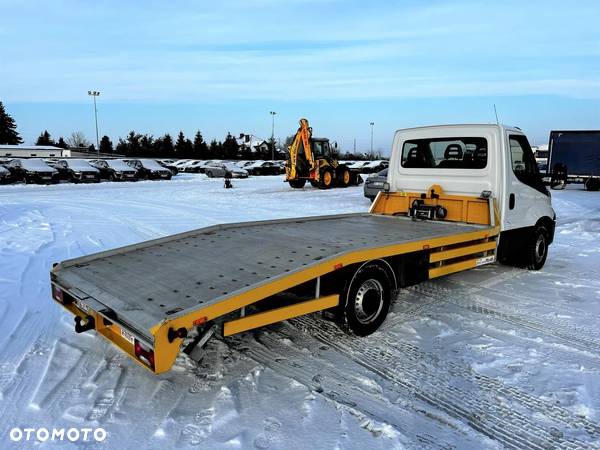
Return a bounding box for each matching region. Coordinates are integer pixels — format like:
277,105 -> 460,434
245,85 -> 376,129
50,124 -> 555,374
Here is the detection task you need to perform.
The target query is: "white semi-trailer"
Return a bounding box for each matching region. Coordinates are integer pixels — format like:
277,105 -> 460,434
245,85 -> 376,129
50,124 -> 555,374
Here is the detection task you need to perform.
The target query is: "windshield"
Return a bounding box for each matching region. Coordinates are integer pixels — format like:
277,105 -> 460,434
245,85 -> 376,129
138,159 -> 166,170
223,163 -> 240,170
21,159 -> 55,171
65,159 -> 96,170
107,160 -> 133,170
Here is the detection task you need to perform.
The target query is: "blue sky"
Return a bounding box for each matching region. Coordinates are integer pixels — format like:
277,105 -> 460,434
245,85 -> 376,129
1,0 -> 599,152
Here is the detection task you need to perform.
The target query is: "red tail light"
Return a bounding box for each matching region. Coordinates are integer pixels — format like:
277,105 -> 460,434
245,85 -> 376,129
134,339 -> 155,371
52,285 -> 64,303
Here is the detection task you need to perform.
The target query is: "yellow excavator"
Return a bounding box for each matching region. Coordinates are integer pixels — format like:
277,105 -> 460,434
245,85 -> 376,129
285,118 -> 362,189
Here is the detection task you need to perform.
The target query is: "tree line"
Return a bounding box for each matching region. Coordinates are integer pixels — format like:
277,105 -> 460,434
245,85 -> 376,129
0,101 -> 383,160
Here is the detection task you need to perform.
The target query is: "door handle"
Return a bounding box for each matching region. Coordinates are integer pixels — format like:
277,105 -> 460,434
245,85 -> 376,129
509,193 -> 515,210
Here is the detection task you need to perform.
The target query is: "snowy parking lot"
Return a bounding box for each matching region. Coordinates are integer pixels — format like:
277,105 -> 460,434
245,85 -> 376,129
1,174 -> 600,449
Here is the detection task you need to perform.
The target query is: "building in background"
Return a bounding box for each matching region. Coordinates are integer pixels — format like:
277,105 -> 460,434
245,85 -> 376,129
0,145 -> 71,158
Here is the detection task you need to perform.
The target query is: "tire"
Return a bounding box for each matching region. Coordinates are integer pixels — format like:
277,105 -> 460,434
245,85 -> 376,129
319,169 -> 333,189
585,178 -> 600,191
341,261 -> 394,336
108,173 -> 115,182
338,167 -> 351,187
288,179 -> 306,188
207,171 -> 213,178
523,225 -> 549,270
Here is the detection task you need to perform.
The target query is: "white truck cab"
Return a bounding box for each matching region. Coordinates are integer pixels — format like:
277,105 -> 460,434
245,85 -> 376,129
387,124 -> 556,269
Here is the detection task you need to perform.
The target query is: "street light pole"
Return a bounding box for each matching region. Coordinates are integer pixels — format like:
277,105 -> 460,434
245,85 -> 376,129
369,122 -> 374,158
270,111 -> 277,160
88,90 -> 100,155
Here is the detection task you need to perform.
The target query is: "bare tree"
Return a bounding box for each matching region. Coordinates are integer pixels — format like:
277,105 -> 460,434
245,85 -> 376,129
67,131 -> 90,148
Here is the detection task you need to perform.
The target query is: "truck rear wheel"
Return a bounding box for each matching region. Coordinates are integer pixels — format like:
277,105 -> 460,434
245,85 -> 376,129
585,178 -> 600,191
288,179 -> 306,188
523,225 -> 549,270
319,169 -> 333,189
342,261 -> 393,336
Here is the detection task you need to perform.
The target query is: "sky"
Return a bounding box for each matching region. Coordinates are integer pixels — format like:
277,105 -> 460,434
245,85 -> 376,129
1,0 -> 599,153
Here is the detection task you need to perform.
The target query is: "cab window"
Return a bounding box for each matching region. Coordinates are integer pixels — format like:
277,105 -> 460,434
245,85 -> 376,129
509,134 -> 548,195
312,141 -> 324,157
401,137 -> 488,169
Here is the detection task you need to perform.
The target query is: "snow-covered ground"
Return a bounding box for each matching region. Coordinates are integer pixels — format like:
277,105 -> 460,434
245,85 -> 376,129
1,174 -> 600,449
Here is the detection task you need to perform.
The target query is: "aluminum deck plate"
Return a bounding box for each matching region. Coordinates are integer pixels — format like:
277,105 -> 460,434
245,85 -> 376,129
53,213 -> 487,333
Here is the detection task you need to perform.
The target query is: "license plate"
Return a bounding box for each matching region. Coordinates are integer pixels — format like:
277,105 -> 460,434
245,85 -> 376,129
85,175 -> 94,179
42,176 -> 51,180
120,328 -> 135,344
371,182 -> 383,187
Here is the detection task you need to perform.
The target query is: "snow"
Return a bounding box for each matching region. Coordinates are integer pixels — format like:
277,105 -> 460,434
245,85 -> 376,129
16,158 -> 57,171
138,159 -> 169,170
1,175 -> 600,448
106,159 -> 134,170
63,159 -> 98,171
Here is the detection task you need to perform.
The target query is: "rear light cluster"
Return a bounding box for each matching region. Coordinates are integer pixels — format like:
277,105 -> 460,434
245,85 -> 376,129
51,285 -> 74,305
134,339 -> 155,371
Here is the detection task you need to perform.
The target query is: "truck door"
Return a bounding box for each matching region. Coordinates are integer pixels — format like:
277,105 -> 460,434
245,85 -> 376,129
504,133 -> 550,230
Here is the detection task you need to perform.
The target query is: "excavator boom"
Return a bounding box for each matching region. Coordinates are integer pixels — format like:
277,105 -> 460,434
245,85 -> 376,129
286,118 -> 315,181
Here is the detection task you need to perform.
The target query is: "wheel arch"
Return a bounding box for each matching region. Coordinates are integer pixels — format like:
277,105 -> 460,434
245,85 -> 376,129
344,258 -> 398,305
536,215 -> 556,245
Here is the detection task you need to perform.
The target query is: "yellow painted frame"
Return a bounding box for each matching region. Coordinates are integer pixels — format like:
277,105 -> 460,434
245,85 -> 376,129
223,294 -> 339,337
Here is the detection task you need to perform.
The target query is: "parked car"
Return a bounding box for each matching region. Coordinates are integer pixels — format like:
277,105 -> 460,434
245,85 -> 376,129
89,159 -> 138,181
347,161 -> 369,171
51,159 -> 100,183
363,168 -> 388,201
173,159 -> 193,168
126,159 -> 173,180
205,162 -> 249,178
156,160 -> 179,176
362,160 -> 389,174
180,160 -> 205,173
246,160 -> 283,176
3,158 -> 60,184
0,164 -> 13,184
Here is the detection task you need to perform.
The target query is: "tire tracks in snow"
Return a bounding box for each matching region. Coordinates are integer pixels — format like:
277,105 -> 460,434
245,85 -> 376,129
288,316 -> 600,449
230,331 -> 472,449
412,281 -> 600,361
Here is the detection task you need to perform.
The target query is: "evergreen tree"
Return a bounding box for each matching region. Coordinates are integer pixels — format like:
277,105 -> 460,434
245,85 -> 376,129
140,134 -> 155,157
208,139 -> 223,159
192,130 -> 209,159
222,132 -> 239,159
99,135 -> 113,154
115,138 -> 128,155
35,130 -> 55,146
115,131 -> 142,156
0,101 -> 23,144
56,137 -> 68,149
175,131 -> 193,158
154,133 -> 174,157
